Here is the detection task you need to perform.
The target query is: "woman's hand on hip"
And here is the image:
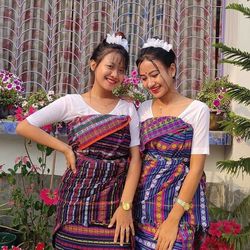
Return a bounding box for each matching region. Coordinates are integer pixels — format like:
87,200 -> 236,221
108,206 -> 135,246
154,218 -> 179,250
63,146 -> 76,174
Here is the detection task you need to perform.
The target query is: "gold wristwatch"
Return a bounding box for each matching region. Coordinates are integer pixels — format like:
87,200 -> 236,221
120,201 -> 132,211
176,198 -> 191,211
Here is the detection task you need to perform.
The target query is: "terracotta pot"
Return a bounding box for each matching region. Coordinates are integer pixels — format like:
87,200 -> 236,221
209,111 -> 224,131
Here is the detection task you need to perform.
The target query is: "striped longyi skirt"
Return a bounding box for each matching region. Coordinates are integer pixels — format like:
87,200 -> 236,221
54,224 -> 132,250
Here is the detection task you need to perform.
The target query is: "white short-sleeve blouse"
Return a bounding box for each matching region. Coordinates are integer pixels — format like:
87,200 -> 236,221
26,94 -> 140,147
138,99 -> 210,154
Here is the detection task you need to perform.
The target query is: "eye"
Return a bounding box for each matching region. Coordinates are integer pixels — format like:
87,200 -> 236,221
119,69 -> 125,74
140,76 -> 147,81
150,73 -> 159,78
107,65 -> 113,69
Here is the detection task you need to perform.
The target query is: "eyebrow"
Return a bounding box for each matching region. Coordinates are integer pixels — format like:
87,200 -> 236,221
139,69 -> 159,77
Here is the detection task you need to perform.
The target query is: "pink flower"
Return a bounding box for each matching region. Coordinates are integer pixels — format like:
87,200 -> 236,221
131,69 -> 138,77
123,77 -> 130,84
132,78 -> 140,85
6,83 -> 13,90
0,163 -> 5,172
1,246 -> 9,250
213,99 -> 220,107
40,188 -> 59,205
14,156 -> 29,165
15,156 -> 22,164
22,156 -> 29,164
35,242 -> 45,250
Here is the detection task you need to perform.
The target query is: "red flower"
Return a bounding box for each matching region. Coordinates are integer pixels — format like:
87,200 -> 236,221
35,242 -> 45,250
12,246 -> 22,250
40,188 -> 59,205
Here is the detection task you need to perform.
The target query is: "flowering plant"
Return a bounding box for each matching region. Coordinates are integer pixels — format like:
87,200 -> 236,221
15,90 -> 60,133
112,69 -> 148,108
0,70 -> 24,118
200,220 -> 241,250
197,77 -> 231,115
0,148 -> 57,249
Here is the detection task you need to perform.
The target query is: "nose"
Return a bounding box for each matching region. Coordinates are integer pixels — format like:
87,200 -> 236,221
146,79 -> 155,88
111,69 -> 119,78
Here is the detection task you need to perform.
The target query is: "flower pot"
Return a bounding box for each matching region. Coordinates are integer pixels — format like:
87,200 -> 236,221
0,105 -> 16,119
209,111 -> 224,131
0,232 -> 16,247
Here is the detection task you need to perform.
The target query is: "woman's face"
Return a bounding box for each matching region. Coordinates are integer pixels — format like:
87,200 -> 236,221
90,52 -> 126,92
139,59 -> 176,98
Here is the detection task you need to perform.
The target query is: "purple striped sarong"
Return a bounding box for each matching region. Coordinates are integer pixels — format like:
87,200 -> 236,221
53,115 -> 132,249
134,116 -> 209,250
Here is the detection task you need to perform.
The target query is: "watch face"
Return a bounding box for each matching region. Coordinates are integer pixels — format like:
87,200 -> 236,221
123,203 -> 130,210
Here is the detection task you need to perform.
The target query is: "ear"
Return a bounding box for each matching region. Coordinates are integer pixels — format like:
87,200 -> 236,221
89,60 -> 97,71
169,63 -> 176,78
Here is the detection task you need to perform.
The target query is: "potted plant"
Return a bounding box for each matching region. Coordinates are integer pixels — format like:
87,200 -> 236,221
197,76 -> 231,130
0,232 -> 16,248
0,70 -> 24,119
0,152 -> 58,249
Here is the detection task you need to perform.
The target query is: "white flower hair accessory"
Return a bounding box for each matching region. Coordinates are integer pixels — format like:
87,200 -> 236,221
106,33 -> 129,52
142,38 -> 172,52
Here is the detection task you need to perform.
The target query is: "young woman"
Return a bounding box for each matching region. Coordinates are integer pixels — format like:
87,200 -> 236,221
16,32 -> 141,249
133,38 -> 210,250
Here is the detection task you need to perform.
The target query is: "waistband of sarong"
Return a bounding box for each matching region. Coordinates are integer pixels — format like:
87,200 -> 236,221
76,152 -> 128,165
144,152 -> 190,163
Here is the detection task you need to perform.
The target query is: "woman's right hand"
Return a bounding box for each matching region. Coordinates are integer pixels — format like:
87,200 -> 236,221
63,146 -> 76,173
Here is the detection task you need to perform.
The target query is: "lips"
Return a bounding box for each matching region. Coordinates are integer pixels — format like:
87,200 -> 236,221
150,85 -> 160,94
106,77 -> 117,85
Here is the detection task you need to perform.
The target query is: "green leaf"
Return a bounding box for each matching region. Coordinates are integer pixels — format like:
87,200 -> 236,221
220,113 -> 250,141
38,157 -> 43,164
37,143 -> 46,152
7,175 -> 16,185
226,3 -> 250,18
45,146 -> 54,156
21,165 -> 28,176
217,157 -> 250,177
213,43 -> 250,71
47,205 -> 56,217
7,168 -> 16,176
223,82 -> 250,106
34,201 -> 42,210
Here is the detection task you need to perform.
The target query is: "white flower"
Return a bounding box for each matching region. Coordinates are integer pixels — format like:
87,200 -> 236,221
106,33 -> 129,51
22,100 -> 28,107
143,38 -> 172,52
47,90 -> 54,96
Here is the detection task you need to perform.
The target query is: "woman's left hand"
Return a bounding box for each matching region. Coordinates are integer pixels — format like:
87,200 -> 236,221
154,218 -> 179,250
108,206 -> 135,246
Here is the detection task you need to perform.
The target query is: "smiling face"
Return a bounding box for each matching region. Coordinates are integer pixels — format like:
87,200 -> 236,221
90,51 -> 126,92
139,59 -> 176,98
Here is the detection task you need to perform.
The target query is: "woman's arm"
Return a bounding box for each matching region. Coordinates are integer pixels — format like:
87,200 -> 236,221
16,120 -> 76,173
155,154 -> 206,250
120,146 -> 142,204
108,145 -> 141,245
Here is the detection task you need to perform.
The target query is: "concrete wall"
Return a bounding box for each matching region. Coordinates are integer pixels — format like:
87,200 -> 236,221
207,0 -> 250,193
